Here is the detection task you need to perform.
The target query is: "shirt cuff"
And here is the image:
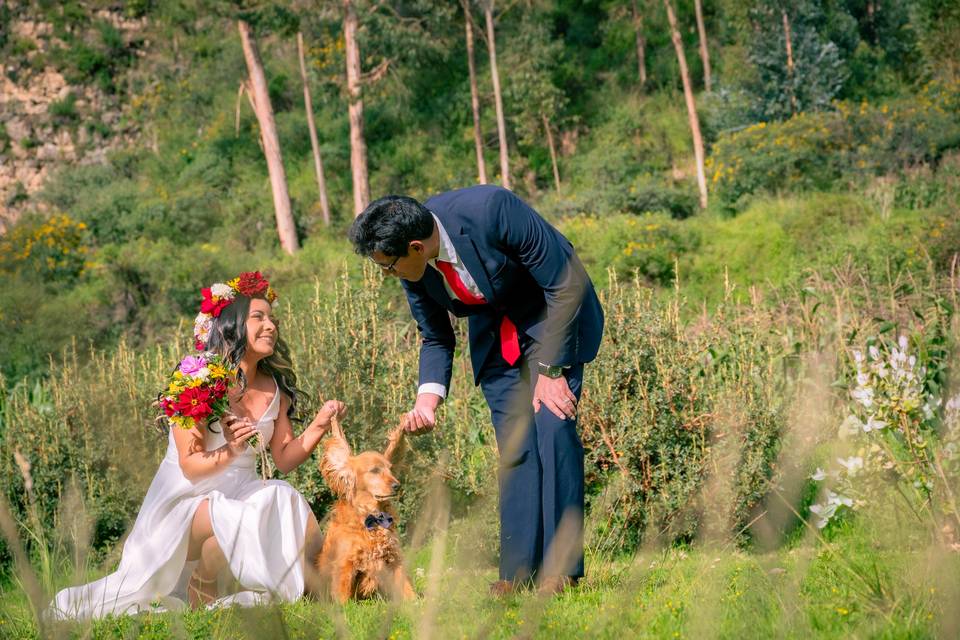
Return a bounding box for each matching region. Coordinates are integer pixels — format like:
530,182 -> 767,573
417,383 -> 447,399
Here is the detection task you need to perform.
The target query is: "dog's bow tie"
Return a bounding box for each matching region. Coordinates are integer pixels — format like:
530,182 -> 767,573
364,512 -> 394,530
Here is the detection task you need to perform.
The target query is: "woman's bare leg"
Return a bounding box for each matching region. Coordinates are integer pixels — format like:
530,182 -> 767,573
303,511 -> 324,597
186,499 -> 225,607
187,499 -> 214,561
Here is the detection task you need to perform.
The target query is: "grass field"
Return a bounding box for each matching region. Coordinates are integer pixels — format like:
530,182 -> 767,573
2,500 -> 958,639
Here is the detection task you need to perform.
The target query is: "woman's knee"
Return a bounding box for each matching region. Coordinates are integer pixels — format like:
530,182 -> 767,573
186,499 -> 214,561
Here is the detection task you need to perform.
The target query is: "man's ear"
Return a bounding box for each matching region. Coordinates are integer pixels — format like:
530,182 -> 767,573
409,240 -> 424,255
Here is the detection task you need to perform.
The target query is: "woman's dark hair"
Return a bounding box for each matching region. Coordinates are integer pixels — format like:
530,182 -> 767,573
205,295 -> 305,423
348,195 -> 434,258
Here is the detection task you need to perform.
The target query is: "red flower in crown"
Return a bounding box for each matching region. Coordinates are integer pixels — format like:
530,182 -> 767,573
200,287 -> 232,317
235,271 -> 270,297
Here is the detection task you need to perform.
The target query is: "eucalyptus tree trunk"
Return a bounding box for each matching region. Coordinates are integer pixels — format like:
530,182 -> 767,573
782,10 -> 798,114
344,0 -> 370,216
693,0 -> 711,92
238,20 -> 299,253
297,32 -> 331,226
483,0 -> 510,190
631,0 -> 647,88
462,1 -> 488,184
663,0 -> 708,209
542,113 -> 561,195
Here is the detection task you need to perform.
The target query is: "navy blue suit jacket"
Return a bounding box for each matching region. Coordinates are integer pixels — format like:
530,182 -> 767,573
401,185 -> 604,390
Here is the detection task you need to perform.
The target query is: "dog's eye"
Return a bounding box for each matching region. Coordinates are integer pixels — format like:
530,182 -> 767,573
369,467 -> 381,474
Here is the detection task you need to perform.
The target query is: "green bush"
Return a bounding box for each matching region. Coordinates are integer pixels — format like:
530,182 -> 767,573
678,194 -> 960,307
48,92 -> 80,126
0,212 -> 90,282
708,82 -> 960,211
579,277 -> 788,551
50,20 -> 135,93
560,212 -> 698,287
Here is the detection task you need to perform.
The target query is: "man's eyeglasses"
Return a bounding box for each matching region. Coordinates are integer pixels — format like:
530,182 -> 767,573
371,255 -> 401,272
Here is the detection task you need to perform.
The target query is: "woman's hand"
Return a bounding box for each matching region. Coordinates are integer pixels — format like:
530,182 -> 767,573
310,400 -> 346,434
222,413 -> 259,456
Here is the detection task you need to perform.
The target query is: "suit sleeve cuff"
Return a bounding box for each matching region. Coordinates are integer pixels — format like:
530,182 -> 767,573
417,383 -> 447,399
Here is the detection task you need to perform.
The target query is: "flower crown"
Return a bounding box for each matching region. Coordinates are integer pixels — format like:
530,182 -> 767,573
193,271 -> 278,351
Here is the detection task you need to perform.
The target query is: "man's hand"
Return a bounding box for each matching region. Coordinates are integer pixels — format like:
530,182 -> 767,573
533,374 -> 577,420
402,393 -> 441,435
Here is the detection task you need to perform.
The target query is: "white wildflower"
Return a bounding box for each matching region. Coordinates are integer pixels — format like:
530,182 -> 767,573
851,386 -> 874,409
923,398 -> 941,421
811,468 -> 827,481
809,502 -> 837,528
946,394 -> 960,413
839,414 -> 863,438
827,491 -> 853,508
863,415 -> 887,432
837,456 -> 864,476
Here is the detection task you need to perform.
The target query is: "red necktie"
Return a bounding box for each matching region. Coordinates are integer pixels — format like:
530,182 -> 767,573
435,260 -> 521,365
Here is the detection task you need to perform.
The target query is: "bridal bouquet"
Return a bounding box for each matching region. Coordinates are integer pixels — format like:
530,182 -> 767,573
158,353 -> 236,431
157,353 -> 273,479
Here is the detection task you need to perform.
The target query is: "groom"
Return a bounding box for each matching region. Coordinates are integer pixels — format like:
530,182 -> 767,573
349,185 -> 604,595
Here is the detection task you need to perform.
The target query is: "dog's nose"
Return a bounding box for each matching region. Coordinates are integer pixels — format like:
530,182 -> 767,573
391,482 -> 400,491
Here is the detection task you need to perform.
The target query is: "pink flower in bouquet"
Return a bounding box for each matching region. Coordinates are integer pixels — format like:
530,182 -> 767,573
179,355 -> 208,377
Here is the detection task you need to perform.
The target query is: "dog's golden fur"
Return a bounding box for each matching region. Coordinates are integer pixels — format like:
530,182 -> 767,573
313,419 -> 414,603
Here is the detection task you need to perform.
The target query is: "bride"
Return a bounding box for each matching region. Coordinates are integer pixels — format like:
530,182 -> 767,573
49,271 -> 344,619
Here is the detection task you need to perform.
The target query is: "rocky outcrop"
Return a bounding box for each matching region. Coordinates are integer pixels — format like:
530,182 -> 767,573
0,13 -> 144,232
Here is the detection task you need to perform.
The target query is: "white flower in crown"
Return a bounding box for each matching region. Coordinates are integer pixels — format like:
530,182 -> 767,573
210,282 -> 235,300
194,312 -> 213,343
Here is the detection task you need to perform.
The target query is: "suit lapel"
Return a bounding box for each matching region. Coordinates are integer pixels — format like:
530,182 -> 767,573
422,267 -> 453,309
450,231 -> 497,304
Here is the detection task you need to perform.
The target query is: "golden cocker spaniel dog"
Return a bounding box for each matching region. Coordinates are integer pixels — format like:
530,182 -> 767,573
314,418 -> 415,603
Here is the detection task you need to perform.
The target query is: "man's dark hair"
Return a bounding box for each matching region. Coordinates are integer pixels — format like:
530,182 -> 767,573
348,195 -> 434,257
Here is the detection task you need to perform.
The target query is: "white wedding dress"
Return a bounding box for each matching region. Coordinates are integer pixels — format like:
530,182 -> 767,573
48,381 -> 314,620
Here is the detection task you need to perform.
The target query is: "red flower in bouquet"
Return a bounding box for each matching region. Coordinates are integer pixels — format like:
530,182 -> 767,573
175,386 -> 214,422
200,287 -> 232,317
157,353 -> 236,431
160,397 -> 176,417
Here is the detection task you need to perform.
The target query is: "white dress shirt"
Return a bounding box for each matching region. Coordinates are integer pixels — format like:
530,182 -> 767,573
417,214 -> 485,400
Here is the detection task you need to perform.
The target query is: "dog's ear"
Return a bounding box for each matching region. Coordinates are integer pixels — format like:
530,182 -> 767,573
383,424 -> 406,463
320,421 -> 355,496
